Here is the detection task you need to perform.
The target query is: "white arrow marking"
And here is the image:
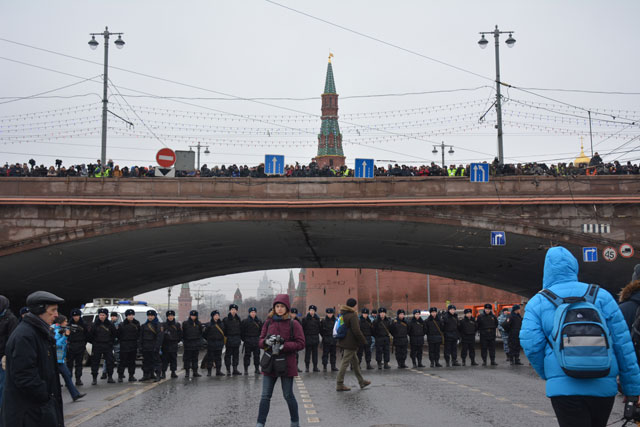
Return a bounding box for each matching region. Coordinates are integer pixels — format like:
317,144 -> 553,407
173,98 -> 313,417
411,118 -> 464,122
361,160 -> 368,176
585,248 -> 596,260
493,233 -> 504,245
272,156 -> 278,173
477,165 -> 485,181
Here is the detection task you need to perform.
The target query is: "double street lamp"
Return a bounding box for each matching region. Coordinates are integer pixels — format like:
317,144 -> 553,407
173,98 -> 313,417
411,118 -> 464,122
432,141 -> 455,169
478,25 -> 516,166
88,27 -> 125,167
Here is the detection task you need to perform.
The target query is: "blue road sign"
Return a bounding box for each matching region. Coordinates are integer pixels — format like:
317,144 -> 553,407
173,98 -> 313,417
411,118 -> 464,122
355,158 -> 374,178
583,247 -> 598,262
264,154 -> 285,175
470,163 -> 490,183
491,231 -> 506,246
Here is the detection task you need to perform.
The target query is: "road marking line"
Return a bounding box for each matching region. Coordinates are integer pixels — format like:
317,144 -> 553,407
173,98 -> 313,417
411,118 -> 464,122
468,388 -> 480,392
304,404 -> 315,408
458,384 -> 469,388
512,403 -> 529,408
495,397 -> 509,402
306,410 -> 317,415
63,407 -> 89,420
67,369 -> 184,427
307,417 -> 320,423
481,392 -> 495,397
104,387 -> 134,401
531,410 -> 552,416
303,398 -> 312,402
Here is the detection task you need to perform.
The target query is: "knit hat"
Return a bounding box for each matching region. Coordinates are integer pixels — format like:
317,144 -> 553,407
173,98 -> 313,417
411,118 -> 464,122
346,298 -> 357,307
633,264 -> 640,282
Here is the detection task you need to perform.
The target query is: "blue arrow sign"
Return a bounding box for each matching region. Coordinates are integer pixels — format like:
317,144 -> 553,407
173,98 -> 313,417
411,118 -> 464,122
470,163 -> 490,183
583,247 -> 598,262
491,231 -> 506,246
264,154 -> 285,175
355,158 -> 374,178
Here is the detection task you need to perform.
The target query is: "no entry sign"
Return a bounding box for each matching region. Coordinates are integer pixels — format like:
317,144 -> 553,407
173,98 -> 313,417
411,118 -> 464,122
156,148 -> 176,168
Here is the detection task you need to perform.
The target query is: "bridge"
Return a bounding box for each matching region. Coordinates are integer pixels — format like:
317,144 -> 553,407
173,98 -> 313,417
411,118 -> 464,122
0,175 -> 638,308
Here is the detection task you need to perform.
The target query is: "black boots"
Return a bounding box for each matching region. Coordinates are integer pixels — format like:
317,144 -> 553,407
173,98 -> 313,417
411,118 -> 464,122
207,368 -> 212,377
216,367 -> 225,377
491,361 -> 498,366
91,374 -> 98,385
305,364 -> 310,373
378,363 -> 382,370
117,375 -> 124,383
366,362 -> 373,370
430,361 -> 435,368
75,378 -> 83,386
412,358 -> 417,368
383,363 -> 391,370
462,359 -> 466,366
452,360 -> 461,367
193,370 -> 202,377
313,365 -> 320,373
107,375 -> 115,384
129,375 -> 137,382
323,364 -> 327,372
171,371 -> 178,378
100,372 -> 107,380
331,364 -> 338,372
471,360 -> 479,366
185,369 -> 190,378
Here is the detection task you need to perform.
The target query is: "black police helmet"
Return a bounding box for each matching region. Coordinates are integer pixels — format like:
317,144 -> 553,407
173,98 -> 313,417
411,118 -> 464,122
26,291 -> 64,315
125,309 -> 135,316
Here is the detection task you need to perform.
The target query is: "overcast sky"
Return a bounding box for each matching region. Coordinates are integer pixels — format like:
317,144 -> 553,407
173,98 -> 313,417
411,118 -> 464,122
2,1 -> 639,302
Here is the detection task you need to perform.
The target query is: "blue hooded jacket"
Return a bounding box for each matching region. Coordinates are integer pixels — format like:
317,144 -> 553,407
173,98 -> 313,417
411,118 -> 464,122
520,246 -> 640,397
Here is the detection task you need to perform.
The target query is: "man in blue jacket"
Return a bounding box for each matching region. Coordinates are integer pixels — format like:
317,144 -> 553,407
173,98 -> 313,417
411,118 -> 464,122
521,247 -> 640,426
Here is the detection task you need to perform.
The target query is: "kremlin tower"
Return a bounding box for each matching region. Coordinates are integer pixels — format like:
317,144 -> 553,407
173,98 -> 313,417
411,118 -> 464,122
313,54 -> 345,168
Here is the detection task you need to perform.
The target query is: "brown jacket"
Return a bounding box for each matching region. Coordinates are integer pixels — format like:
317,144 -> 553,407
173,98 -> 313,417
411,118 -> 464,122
337,305 -> 366,350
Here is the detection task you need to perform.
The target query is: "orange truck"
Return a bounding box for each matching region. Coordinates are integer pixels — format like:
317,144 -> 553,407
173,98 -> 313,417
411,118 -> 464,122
465,303 -> 519,317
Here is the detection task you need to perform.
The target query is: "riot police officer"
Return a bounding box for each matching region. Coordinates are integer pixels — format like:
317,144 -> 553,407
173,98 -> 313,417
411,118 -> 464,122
459,308 -> 478,366
320,308 -> 338,372
203,310 -> 225,376
408,309 -> 425,368
89,308 -> 117,385
161,310 -> 182,378
182,310 -> 203,378
476,303 -> 499,366
391,309 -> 409,369
302,305 -> 321,372
442,305 -> 460,367
223,304 -> 242,376
372,307 -> 392,369
425,307 -> 443,367
117,308 -> 140,382
67,308 -> 89,386
140,310 -> 163,382
241,307 -> 262,375
357,308 -> 373,370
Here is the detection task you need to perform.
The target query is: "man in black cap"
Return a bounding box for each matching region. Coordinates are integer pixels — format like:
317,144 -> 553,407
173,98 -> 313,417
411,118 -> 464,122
89,307 -> 117,384
476,303 -> 499,366
67,308 -> 88,386
0,295 -> 18,403
302,304 -> 321,372
1,291 -> 64,426
223,304 -> 242,375
140,310 -> 164,382
320,308 -> 338,372
425,307 -> 444,367
241,307 -> 262,375
372,307 -> 392,369
182,310 -> 203,378
408,309 -> 425,368
203,310 -> 225,376
442,305 -> 460,367
391,309 -> 409,368
501,304 -> 523,365
459,309 -> 478,366
161,310 -> 181,379
117,308 -> 140,382
357,308 -> 373,369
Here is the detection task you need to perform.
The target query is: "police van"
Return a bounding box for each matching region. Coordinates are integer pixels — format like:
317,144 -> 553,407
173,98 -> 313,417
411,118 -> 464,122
81,298 -> 164,364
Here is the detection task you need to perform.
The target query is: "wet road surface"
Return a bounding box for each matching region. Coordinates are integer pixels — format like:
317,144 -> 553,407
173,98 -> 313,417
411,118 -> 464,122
63,351 -> 626,427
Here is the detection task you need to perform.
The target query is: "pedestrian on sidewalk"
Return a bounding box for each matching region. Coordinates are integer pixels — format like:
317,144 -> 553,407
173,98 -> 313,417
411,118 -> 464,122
53,315 -> 86,402
1,291 -> 65,427
521,246 -> 640,427
256,294 -> 305,427
336,298 -> 371,391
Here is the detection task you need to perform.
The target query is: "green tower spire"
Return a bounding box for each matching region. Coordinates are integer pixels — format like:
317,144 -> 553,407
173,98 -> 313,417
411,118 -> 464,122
315,55 -> 345,164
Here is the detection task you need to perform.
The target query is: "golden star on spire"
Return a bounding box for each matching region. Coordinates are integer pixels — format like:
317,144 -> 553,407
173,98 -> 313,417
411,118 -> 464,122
328,52 -> 334,63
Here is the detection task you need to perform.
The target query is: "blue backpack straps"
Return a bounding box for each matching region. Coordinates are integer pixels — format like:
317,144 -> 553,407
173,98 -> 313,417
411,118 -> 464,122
539,289 -> 564,308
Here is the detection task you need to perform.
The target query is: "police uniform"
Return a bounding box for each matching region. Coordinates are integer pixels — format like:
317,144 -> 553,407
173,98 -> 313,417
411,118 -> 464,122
442,305 -> 461,367
223,304 -> 242,375
67,308 -> 89,385
425,307 -> 444,367
301,305 -> 321,372
161,310 -> 182,378
357,308 -> 373,369
182,310 -> 203,377
408,309 -> 426,368
320,308 -> 338,371
89,308 -> 117,384
372,308 -> 392,369
459,309 -> 478,366
241,307 -> 263,375
476,304 -> 499,366
391,309 -> 409,369
117,309 -> 140,382
140,310 -> 164,382
203,310 -> 225,376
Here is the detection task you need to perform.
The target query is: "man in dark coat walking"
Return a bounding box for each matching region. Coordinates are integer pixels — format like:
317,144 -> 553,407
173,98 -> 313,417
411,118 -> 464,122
1,291 -> 64,427
336,298 -> 371,391
0,295 -> 18,404
241,307 -> 262,375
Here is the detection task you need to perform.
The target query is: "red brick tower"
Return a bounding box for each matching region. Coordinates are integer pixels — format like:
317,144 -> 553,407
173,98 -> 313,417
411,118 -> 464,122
287,271 -> 297,306
177,283 -> 192,322
313,54 -> 346,168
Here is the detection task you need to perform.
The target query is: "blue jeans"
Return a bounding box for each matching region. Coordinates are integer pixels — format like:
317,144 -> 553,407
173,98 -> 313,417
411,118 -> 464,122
58,363 -> 81,399
257,375 -> 298,425
0,364 -> 5,405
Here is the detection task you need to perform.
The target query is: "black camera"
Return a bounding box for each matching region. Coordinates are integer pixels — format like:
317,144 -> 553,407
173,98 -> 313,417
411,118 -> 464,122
624,397 -> 640,422
28,159 -> 36,168
55,159 -> 62,168
268,335 -> 285,356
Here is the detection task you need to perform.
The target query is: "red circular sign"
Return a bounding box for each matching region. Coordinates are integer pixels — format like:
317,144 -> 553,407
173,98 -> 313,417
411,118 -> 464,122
620,243 -> 635,259
156,148 -> 176,168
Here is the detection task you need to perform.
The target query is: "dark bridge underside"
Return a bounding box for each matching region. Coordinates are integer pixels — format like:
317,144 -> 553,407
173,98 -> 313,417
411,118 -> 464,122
0,220 -> 633,309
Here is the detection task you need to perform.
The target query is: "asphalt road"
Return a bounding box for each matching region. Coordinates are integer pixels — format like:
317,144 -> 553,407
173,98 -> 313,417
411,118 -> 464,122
62,350 -> 627,427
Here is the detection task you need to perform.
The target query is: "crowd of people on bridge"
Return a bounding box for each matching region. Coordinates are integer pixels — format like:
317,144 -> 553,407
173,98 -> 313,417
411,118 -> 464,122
2,152 -> 639,179
2,252 -> 640,426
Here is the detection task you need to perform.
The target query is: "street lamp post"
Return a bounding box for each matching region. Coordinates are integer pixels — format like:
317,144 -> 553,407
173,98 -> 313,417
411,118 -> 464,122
432,142 -> 455,169
89,26 -> 125,168
478,25 -> 515,166
189,141 -> 210,170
